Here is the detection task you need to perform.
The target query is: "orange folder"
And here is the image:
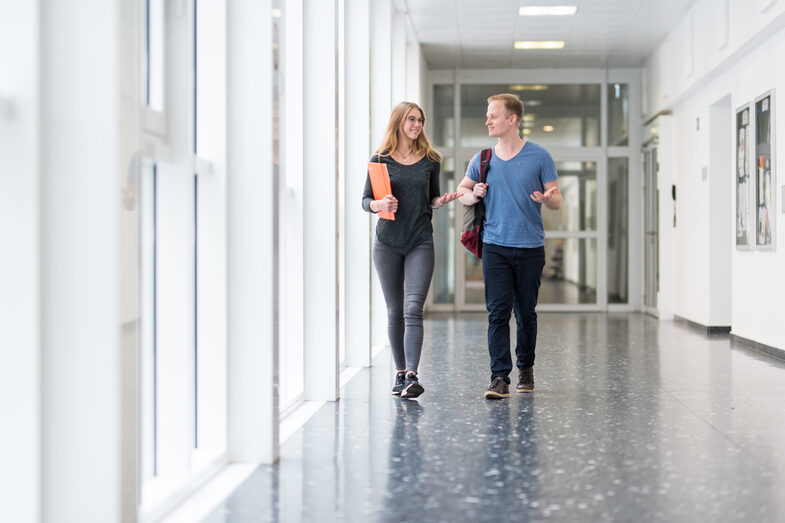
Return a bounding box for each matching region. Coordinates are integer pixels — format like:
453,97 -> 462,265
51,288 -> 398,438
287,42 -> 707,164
368,162 -> 395,220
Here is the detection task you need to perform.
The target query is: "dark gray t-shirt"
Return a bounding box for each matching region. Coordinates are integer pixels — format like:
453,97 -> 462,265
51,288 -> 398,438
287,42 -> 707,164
362,153 -> 441,251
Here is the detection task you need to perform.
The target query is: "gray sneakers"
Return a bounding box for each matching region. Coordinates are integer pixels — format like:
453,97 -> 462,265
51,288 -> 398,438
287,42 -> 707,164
391,371 -> 406,396
401,372 -> 424,399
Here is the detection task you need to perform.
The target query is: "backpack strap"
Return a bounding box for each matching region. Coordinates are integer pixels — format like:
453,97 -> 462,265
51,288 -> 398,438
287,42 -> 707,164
479,148 -> 492,183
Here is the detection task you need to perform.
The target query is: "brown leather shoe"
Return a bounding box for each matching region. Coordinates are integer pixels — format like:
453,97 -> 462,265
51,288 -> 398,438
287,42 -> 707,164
484,377 -> 510,399
517,367 -> 534,393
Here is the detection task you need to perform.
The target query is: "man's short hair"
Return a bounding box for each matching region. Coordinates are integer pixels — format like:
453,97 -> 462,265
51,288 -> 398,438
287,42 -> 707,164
487,93 -> 524,127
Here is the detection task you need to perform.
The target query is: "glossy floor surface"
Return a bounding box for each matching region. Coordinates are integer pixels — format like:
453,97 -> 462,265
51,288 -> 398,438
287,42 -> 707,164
204,313 -> 785,522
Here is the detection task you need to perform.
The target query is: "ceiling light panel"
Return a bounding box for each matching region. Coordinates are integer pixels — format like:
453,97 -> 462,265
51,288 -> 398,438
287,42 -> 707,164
514,41 -> 565,49
518,6 -> 578,16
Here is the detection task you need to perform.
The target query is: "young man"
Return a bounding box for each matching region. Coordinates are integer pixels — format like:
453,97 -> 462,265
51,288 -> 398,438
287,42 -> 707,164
457,93 -> 561,399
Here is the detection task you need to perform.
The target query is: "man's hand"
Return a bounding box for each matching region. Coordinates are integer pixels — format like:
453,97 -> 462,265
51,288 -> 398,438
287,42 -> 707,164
472,182 -> 488,198
530,184 -> 562,210
529,186 -> 556,203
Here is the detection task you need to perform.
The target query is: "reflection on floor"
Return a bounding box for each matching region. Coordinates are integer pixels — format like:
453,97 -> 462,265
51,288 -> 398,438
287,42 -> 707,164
203,313 -> 785,522
463,278 -> 598,306
539,277 -> 595,304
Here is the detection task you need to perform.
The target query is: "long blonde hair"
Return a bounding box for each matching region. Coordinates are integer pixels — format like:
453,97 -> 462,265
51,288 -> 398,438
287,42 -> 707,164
375,102 -> 441,162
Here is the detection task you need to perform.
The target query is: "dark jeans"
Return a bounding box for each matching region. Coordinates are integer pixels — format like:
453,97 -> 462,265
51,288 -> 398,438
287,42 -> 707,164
482,243 -> 545,383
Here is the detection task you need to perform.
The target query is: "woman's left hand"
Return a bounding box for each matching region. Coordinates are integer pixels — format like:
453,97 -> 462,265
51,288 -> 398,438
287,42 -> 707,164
433,192 -> 462,209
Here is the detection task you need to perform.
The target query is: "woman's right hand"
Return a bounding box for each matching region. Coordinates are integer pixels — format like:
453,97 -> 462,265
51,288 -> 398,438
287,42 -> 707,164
376,194 -> 398,213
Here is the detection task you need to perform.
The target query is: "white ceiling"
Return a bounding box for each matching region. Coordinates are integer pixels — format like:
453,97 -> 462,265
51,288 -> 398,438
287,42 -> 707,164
404,0 -> 700,69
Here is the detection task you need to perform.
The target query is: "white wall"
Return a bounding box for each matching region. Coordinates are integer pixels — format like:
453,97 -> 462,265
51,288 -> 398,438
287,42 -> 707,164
0,2 -> 40,522
227,0 -> 279,463
344,0 -> 373,367
40,1 -> 125,521
303,0 -> 339,400
644,0 -> 785,348
708,96 -> 732,327
656,116 -> 676,321
370,0 -> 393,349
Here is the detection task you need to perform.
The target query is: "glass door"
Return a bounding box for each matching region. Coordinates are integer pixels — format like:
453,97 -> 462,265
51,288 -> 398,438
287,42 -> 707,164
643,146 -> 659,312
455,152 -> 489,310
539,160 -> 599,307
429,76 -> 635,312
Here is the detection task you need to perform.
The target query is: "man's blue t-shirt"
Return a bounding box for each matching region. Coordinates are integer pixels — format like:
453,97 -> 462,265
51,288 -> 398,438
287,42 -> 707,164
466,141 -> 558,248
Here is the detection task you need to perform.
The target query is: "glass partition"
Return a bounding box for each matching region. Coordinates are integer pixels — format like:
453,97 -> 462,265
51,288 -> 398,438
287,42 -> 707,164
432,156 -> 456,304
460,83 -> 601,148
608,83 -> 629,146
540,238 -> 597,304
608,158 -> 629,304
432,77 -> 635,311
432,84 -> 455,147
543,161 -> 597,232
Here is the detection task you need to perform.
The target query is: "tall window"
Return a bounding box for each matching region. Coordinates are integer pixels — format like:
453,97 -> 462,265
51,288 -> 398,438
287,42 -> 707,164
139,0 -> 229,515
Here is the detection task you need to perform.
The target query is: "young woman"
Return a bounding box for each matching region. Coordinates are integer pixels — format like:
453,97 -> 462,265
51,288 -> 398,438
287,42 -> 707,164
362,101 -> 460,399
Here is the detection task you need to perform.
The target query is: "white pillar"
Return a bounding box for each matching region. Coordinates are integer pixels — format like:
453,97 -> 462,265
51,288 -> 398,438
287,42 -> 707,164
391,10 -> 407,105
227,0 -> 279,463
303,0 -> 339,400
708,96 -> 732,326
119,1 -> 142,518
194,0 -> 228,454
344,0 -> 372,367
657,115 -> 675,320
39,1 -> 123,521
406,37 -> 424,105
281,0 -> 305,406
370,0 -> 393,350
0,2 -> 41,522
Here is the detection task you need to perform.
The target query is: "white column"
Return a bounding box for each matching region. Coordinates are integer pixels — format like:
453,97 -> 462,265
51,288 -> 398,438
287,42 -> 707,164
156,0 -> 197,476
195,0 -> 228,454
708,96 -> 732,326
227,0 -> 279,463
657,115 -> 675,320
406,36 -> 424,104
39,1 -> 123,521
303,0 -> 339,400
282,0 -> 305,406
0,2 -> 40,522
344,0 -> 372,367
370,0 -> 393,350
391,10 -> 407,105
118,0 -> 142,518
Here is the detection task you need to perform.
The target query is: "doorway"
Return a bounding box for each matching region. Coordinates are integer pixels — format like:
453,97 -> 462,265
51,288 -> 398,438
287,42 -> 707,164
643,143 -> 659,313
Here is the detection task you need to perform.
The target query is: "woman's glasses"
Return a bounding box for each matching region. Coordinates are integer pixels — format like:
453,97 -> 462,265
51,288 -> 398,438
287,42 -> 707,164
406,116 -> 425,125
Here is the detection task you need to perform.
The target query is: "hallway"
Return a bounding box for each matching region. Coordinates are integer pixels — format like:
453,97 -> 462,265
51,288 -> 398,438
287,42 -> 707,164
203,313 -> 785,522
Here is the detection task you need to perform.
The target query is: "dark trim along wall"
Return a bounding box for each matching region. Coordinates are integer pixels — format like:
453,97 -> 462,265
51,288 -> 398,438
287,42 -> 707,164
674,315 -> 731,335
730,334 -> 785,362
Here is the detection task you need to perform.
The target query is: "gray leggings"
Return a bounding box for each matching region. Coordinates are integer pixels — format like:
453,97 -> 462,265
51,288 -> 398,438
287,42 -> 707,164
373,237 -> 434,373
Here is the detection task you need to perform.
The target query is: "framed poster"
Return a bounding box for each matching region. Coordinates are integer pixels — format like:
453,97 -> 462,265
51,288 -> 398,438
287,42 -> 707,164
754,90 -> 776,250
736,103 -> 753,249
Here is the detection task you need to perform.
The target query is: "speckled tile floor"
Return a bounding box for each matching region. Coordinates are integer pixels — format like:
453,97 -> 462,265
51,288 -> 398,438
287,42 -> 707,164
203,313 -> 785,522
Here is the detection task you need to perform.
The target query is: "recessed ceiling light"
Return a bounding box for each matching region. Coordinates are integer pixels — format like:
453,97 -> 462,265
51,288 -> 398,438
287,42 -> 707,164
514,41 -> 565,50
509,85 -> 549,91
272,8 -> 282,18
522,128 -> 532,135
543,125 -> 555,132
518,6 -> 578,16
